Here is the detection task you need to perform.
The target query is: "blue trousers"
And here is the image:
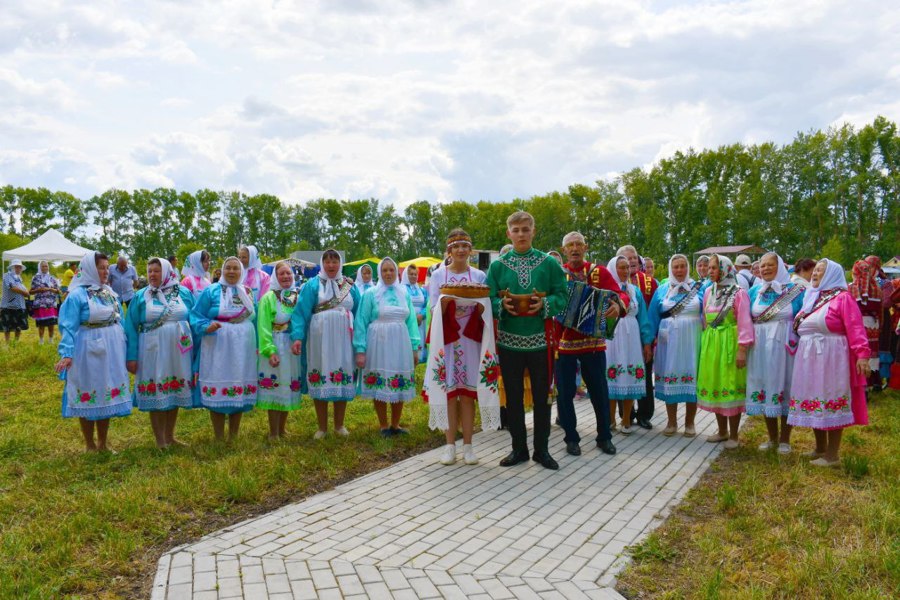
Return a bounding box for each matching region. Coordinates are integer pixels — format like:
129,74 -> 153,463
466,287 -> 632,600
555,351 -> 612,444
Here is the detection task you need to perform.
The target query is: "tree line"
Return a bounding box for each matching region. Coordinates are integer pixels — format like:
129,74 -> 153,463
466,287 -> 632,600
1,116 -> 897,271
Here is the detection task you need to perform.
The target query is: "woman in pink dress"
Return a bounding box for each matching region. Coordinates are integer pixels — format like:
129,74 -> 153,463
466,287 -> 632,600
787,259 -> 871,467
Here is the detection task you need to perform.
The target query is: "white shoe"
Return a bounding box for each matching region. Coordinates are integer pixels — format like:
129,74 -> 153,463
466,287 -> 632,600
463,444 -> 479,465
777,443 -> 792,455
313,430 -> 326,440
758,441 -> 773,451
439,444 -> 457,465
810,457 -> 840,468
724,439 -> 740,449
335,427 -> 349,437
620,426 -> 633,435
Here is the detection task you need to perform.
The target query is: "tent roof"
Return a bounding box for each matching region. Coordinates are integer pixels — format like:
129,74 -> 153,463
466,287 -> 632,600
2,229 -> 92,263
398,256 -> 442,269
693,244 -> 767,256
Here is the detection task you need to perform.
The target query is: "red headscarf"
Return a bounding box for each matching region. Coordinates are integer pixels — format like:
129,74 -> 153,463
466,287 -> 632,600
849,259 -> 881,301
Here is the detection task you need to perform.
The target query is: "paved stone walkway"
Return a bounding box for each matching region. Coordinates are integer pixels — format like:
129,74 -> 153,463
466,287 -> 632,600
152,399 -> 724,599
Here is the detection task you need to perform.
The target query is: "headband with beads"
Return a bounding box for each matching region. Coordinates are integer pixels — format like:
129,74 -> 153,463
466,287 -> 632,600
446,233 -> 472,250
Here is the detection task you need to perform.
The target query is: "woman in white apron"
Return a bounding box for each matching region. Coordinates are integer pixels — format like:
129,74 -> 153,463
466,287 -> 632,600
180,249 -> 211,300
191,256 -> 258,441
55,251 -> 132,452
257,261 -> 303,440
605,256 -> 654,435
403,264 -> 429,363
354,258 -> 421,436
746,253 -> 805,454
290,249 -> 361,439
647,254 -> 702,437
123,258 -> 196,449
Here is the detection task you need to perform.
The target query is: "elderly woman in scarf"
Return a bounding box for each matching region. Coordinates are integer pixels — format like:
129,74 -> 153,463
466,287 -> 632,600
745,253 -> 806,454
354,264 -> 375,294
697,255 -> 754,449
648,254 -> 703,436
403,263 -> 429,363
605,255 -> 654,435
238,245 -> 271,302
849,258 -> 883,390
29,260 -> 62,344
353,258 -> 421,436
55,251 -> 132,452
788,259 -> 871,466
191,256 -> 258,440
256,261 -> 304,440
123,257 -> 196,449
181,249 -> 212,300
290,249 -> 361,439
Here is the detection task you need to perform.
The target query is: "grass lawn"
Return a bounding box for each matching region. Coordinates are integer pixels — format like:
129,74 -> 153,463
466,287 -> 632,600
0,327 -> 445,599
618,388 -> 900,600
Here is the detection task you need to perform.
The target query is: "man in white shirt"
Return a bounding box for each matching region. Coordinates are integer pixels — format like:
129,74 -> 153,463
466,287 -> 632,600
734,254 -> 757,290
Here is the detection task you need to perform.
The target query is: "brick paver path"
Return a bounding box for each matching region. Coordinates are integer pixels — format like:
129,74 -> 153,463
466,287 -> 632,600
152,398 -> 724,599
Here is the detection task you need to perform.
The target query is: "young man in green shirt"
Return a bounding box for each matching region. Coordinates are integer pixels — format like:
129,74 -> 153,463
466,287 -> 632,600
487,211 -> 568,470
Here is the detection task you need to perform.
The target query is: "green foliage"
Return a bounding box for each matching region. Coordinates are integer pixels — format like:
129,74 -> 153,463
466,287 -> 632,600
2,116 -> 898,266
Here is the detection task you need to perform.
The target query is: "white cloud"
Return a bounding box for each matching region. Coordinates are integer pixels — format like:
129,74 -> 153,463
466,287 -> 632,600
0,0 -> 897,206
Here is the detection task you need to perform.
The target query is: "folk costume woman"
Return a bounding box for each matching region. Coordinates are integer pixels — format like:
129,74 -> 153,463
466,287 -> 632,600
849,259 -> 882,390
787,259 -> 871,467
290,249 -> 361,439
124,258 -> 196,449
239,245 -> 271,303
55,251 -> 131,452
648,254 -> 703,437
191,256 -> 258,440
403,264 -> 429,363
30,260 -> 62,343
257,261 -> 304,440
426,229 -> 490,466
697,255 -> 754,449
605,256 -> 653,435
354,257 -> 421,436
181,249 -> 212,299
745,253 -> 805,453
354,264 -> 375,295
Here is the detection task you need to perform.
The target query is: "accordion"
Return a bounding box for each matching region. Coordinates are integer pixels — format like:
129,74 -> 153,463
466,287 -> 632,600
558,281 -> 619,339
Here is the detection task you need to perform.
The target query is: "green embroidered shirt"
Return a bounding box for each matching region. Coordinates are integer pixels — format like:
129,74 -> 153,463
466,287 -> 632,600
487,247 -> 568,351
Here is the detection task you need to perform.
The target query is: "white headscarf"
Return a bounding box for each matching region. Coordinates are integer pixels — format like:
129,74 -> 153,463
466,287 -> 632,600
607,255 -> 636,304
145,257 -> 179,305
354,264 -> 374,290
271,261 -> 296,293
800,259 -> 847,314
757,252 -> 791,295
220,256 -> 256,317
242,245 -> 263,271
374,257 -> 406,304
182,250 -> 209,280
32,261 -> 57,288
666,254 -> 694,298
711,254 -> 738,295
73,251 -> 112,292
317,250 -> 344,302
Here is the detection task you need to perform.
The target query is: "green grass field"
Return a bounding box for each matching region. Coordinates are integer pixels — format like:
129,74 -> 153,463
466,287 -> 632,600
618,389 -> 900,599
0,328 -> 444,599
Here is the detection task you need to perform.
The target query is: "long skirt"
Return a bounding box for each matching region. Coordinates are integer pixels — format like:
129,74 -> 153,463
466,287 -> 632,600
654,314 -> 701,404
359,310 -> 416,403
697,313 -> 746,416
62,324 -> 132,420
198,320 -> 257,414
306,308 -> 356,401
257,330 -> 303,411
605,314 -> 647,401
745,318 -> 794,418
135,320 -> 195,411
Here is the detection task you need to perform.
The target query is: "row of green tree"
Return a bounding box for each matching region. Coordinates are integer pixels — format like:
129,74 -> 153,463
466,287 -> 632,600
2,116 -> 897,270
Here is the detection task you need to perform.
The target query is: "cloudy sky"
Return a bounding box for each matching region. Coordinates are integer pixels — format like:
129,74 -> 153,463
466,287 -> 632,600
1,0 -> 898,207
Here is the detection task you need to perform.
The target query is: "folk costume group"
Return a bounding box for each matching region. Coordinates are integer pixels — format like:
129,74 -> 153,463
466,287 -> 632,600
54,212 -> 873,470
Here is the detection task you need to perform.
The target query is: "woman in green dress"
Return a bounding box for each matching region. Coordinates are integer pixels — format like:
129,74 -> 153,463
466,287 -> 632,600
697,255 -> 754,449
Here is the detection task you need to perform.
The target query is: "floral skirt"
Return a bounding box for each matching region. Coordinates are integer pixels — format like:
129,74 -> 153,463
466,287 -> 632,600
62,325 -> 131,420
605,314 -> 646,401
1,308 -> 28,332
134,320 -> 195,411
653,315 -> 700,404
787,332 -> 853,430
359,320 -> 416,403
697,324 -> 746,416
198,320 -> 257,414
306,309 -> 356,401
257,331 -> 303,411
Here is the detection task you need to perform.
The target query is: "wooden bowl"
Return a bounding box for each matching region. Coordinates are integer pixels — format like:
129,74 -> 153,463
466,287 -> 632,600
500,289 -> 546,315
440,285 -> 489,299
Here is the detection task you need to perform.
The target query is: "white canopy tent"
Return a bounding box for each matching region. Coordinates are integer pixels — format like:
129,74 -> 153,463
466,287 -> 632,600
2,229 -> 93,270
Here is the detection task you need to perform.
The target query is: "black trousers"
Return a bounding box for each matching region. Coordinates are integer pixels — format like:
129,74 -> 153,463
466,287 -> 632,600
499,348 -> 551,455
555,351 -> 612,444
636,357 -> 655,421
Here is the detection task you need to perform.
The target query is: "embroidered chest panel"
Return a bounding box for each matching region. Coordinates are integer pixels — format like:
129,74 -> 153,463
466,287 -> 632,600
499,251 -> 547,288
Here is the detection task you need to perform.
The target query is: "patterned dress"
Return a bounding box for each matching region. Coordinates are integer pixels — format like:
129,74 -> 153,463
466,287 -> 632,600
648,282 -> 703,404
697,286 -> 754,416
256,289 -> 304,411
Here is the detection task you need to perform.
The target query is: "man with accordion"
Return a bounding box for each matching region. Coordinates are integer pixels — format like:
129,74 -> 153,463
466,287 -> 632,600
555,232 -> 630,457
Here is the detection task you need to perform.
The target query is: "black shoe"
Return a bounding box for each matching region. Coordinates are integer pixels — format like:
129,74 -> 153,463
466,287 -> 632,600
637,418 -> 653,430
499,450 -> 530,467
532,451 -> 559,470
380,428 -> 393,438
390,427 -> 409,435
566,442 -> 582,456
597,439 -> 617,455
